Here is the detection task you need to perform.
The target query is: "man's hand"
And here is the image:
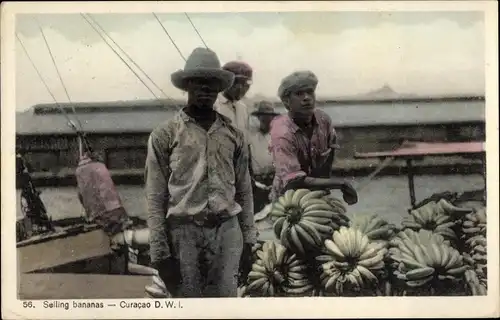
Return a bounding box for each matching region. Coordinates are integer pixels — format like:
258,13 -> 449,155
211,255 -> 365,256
341,182 -> 358,205
153,257 -> 181,295
238,243 -> 254,286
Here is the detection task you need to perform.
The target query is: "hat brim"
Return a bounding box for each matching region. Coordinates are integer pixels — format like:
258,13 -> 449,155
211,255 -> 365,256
171,68 -> 235,92
251,111 -> 280,116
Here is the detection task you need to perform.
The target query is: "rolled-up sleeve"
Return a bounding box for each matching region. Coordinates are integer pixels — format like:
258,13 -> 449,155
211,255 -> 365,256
145,132 -> 171,263
234,134 -> 257,244
270,136 -> 307,188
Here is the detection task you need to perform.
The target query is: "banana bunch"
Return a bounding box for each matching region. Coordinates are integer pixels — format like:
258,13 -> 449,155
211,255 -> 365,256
316,226 -> 387,295
245,241 -> 313,297
463,234 -> 487,282
271,189 -> 350,255
462,207 -> 487,237
389,229 -> 468,288
401,201 -> 458,241
350,213 -> 397,241
464,269 -> 487,296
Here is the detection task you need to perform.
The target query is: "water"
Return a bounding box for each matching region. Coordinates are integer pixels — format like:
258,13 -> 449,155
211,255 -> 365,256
17,174 -> 484,236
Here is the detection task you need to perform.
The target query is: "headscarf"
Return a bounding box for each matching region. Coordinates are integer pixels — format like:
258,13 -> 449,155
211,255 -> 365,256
277,70 -> 318,100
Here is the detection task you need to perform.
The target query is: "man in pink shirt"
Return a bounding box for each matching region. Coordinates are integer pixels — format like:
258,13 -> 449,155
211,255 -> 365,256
269,70 -> 358,205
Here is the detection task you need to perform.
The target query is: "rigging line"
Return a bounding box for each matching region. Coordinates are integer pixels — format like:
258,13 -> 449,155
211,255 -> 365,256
16,33 -> 80,133
152,12 -> 186,61
80,13 -> 160,100
184,13 -> 208,49
34,17 -> 85,132
86,13 -> 174,101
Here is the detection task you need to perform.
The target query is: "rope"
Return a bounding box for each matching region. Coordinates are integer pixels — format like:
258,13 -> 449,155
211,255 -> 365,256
184,13 -> 208,49
86,13 -> 174,101
16,33 -> 79,133
80,13 -> 161,100
152,13 -> 186,61
35,18 -> 85,133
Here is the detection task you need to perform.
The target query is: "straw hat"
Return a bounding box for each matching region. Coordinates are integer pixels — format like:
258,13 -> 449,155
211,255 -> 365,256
171,47 -> 235,92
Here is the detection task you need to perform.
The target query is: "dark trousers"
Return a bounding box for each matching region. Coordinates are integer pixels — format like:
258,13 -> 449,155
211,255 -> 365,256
168,215 -> 243,297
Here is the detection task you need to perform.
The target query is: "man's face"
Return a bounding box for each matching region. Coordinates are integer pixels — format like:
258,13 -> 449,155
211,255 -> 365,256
284,85 -> 316,119
258,114 -> 274,132
224,76 -> 252,101
186,77 -> 220,108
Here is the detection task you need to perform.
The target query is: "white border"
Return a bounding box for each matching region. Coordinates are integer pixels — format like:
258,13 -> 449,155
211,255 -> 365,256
2,1 -> 499,319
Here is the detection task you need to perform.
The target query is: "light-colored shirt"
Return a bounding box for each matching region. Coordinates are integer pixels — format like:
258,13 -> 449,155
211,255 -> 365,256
214,94 -> 252,143
248,128 -> 274,176
268,108 -> 339,201
145,110 -> 257,263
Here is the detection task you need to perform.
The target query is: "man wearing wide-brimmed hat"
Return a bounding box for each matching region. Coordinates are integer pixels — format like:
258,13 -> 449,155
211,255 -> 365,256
145,47 -> 256,298
269,70 -> 359,205
248,101 -> 280,213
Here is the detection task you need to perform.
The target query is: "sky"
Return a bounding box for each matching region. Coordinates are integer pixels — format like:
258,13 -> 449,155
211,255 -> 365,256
15,11 -> 485,111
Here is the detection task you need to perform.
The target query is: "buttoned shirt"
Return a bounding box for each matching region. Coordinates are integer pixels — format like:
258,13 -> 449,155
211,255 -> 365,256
214,94 -> 252,143
268,108 -> 339,201
145,109 -> 257,263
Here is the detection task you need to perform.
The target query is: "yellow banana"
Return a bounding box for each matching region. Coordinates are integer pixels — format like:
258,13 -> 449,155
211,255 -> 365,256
324,271 -> 341,292
298,190 -> 328,207
324,239 -> 346,259
275,243 -> 287,265
412,245 -> 428,266
288,271 -> 307,280
358,252 -> 384,269
252,263 -> 267,274
283,189 -> 295,204
248,271 -> 267,280
411,209 -> 426,225
247,277 -> 268,292
332,231 -> 350,256
359,247 -> 377,260
290,189 -> 310,207
430,243 -> 443,266
302,210 -> 336,219
356,265 -> 378,284
302,216 -> 332,225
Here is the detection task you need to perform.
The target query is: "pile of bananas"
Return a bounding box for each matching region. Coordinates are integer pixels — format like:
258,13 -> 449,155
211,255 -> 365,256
463,234 -> 487,287
243,241 -> 313,297
462,207 -> 487,237
464,269 -> 487,296
350,213 -> 397,242
401,200 -> 463,241
389,229 -> 468,288
316,226 -> 387,295
271,189 -> 349,255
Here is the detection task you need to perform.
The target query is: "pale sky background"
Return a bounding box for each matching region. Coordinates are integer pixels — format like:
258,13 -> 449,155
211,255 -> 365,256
15,11 -> 485,111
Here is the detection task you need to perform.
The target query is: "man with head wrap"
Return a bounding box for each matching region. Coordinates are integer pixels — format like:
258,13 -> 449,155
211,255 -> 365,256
268,70 -> 358,205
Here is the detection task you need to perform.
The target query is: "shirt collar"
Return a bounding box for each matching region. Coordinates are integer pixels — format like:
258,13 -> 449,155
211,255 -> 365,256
179,108 -> 228,128
284,110 -> 319,133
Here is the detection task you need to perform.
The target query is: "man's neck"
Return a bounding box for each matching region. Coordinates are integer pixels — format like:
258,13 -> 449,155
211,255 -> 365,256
223,92 -> 238,103
185,105 -> 216,122
290,113 -> 314,129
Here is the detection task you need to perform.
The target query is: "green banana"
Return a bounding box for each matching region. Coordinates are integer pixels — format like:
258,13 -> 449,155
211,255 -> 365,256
405,267 -> 435,280
289,225 -> 306,256
298,190 -> 329,207
406,275 -> 434,287
290,189 -> 310,207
